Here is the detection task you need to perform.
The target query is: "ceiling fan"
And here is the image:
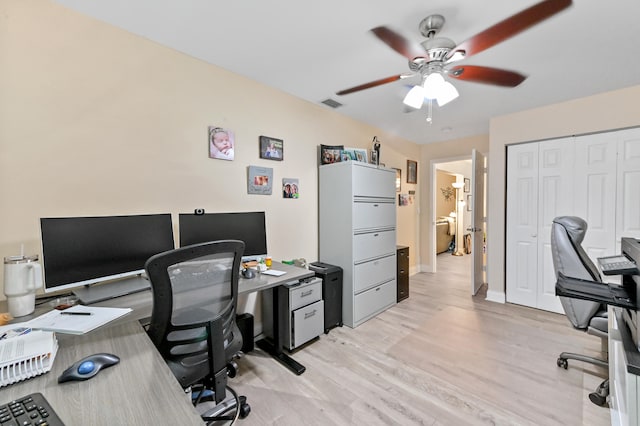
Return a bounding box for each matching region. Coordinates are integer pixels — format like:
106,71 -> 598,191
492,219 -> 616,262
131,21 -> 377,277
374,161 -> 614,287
336,0 -> 572,118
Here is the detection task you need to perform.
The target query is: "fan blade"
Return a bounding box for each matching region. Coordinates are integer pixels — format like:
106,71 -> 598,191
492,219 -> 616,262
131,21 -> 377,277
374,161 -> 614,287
448,66 -> 526,87
371,26 -> 426,60
446,0 -> 572,60
336,75 -> 403,96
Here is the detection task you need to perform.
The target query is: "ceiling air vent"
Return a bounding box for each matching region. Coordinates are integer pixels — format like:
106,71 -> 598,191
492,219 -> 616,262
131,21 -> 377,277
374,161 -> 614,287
320,98 -> 343,109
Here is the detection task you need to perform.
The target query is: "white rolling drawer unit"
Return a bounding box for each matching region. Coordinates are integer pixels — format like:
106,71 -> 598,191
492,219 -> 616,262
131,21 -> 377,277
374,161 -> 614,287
319,161 -> 397,328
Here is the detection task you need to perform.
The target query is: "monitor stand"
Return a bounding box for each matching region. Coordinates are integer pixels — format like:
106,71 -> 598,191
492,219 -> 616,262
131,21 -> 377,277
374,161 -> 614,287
73,275 -> 150,305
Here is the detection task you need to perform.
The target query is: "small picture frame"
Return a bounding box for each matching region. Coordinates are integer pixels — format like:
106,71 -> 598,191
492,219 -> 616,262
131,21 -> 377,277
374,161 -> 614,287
464,177 -> 470,193
320,145 -> 343,164
407,160 -> 417,184
247,166 -> 273,195
353,149 -> 368,163
259,136 -> 283,161
393,168 -> 401,192
282,178 -> 300,199
209,126 -> 235,161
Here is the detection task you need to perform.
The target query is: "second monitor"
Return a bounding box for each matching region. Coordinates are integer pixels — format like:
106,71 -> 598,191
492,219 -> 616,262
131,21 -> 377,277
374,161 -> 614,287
179,211 -> 268,262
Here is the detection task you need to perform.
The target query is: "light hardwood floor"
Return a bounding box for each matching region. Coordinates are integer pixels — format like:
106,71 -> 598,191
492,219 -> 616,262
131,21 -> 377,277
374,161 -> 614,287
228,254 -> 611,425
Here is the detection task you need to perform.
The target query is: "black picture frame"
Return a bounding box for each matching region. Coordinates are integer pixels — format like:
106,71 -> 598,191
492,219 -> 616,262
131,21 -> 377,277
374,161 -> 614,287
464,177 -> 470,193
407,160 -> 417,184
259,136 -> 284,161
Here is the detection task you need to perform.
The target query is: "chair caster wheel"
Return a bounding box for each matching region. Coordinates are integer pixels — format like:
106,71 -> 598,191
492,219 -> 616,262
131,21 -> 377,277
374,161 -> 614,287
557,357 -> 568,369
239,402 -> 251,418
589,391 -> 607,407
227,361 -> 238,378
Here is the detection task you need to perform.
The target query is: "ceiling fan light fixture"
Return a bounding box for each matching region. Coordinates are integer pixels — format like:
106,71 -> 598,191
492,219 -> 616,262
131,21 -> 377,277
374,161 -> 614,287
435,81 -> 459,106
403,85 -> 425,109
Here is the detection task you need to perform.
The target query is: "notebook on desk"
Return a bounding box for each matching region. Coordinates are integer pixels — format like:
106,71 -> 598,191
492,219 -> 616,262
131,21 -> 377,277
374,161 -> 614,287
0,330 -> 58,387
21,305 -> 132,335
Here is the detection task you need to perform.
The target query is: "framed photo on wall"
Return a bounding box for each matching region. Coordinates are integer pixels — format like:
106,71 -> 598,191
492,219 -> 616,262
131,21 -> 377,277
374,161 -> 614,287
259,136 -> 283,161
393,168 -> 401,192
407,160 -> 417,184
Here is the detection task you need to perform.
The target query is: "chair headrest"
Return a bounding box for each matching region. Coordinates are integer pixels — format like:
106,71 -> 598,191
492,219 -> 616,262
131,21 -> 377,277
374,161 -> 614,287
552,216 -> 588,245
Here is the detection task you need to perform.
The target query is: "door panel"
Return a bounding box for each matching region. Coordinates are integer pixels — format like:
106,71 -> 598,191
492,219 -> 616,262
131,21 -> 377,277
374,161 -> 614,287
471,149 -> 486,295
617,128 -> 640,240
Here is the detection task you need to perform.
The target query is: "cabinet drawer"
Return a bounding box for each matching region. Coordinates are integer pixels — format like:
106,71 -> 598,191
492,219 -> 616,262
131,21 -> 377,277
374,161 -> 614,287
354,281 -> 396,323
353,230 -> 396,262
353,166 -> 395,198
291,300 -> 324,348
354,255 -> 396,293
290,280 -> 322,311
353,202 -> 396,230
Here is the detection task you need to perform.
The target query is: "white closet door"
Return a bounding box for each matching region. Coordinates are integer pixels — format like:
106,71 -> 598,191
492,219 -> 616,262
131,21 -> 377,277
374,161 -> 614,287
616,127 -> 640,242
573,132 -> 618,264
537,138 -> 574,313
506,143 -> 539,308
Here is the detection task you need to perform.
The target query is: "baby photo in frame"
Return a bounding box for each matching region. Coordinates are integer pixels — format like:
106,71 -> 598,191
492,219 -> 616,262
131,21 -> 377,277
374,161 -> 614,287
209,126 -> 235,161
259,136 -> 283,161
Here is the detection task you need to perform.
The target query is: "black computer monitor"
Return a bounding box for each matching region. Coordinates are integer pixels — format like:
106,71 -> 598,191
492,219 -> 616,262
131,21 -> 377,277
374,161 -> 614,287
40,214 -> 175,296
179,212 -> 267,261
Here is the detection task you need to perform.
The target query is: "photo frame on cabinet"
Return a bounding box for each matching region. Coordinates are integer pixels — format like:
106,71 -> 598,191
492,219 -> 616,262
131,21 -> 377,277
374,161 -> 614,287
407,160 -> 417,184
320,144 -> 343,164
393,168 -> 401,192
464,177 -> 470,193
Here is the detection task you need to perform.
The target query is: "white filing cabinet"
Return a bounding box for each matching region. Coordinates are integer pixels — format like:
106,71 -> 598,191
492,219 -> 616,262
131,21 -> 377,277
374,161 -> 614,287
262,277 -> 324,350
319,161 -> 397,328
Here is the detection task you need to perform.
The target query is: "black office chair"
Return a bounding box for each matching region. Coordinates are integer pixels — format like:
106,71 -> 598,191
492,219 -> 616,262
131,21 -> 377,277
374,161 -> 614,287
550,216 -> 609,406
145,240 -> 251,423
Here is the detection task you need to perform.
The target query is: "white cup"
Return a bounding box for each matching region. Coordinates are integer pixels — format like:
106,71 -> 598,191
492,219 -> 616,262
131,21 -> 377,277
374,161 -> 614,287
4,255 -> 43,317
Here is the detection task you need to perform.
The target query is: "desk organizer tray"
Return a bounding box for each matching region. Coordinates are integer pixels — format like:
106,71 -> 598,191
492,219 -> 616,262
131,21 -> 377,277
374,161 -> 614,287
556,272 -> 637,310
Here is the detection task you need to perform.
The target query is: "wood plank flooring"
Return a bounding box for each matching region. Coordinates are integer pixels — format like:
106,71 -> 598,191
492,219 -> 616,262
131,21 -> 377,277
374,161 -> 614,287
226,254 -> 611,425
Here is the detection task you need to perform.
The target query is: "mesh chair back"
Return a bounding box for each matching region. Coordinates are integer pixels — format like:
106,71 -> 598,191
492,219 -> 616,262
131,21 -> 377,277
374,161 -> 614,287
145,240 -> 244,387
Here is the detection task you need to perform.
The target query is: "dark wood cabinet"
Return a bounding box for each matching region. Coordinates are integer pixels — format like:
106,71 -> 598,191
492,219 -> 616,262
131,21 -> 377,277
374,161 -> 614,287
396,246 -> 409,302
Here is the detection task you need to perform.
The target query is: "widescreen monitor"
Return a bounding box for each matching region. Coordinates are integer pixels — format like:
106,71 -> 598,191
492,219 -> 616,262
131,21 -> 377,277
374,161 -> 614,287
40,213 -> 175,294
179,211 -> 267,261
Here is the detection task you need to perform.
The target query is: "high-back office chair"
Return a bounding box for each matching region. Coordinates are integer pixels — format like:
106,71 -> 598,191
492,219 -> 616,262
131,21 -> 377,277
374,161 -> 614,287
145,240 -> 251,422
550,216 -> 609,406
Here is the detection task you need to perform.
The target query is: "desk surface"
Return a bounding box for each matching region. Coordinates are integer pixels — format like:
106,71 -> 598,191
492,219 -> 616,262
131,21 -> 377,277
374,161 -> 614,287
1,321 -> 203,426
0,262 -> 313,425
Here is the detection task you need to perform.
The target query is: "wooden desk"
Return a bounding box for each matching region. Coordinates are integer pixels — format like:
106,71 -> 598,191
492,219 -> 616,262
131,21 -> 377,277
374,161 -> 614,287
0,261 -> 313,423
1,321 -> 203,426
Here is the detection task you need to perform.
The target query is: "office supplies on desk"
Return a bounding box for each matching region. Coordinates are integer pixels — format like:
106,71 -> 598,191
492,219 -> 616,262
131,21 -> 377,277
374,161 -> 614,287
597,254 -> 639,275
0,392 -> 66,425
261,269 -> 286,277
25,305 -> 132,335
0,330 -> 58,387
58,353 -> 120,383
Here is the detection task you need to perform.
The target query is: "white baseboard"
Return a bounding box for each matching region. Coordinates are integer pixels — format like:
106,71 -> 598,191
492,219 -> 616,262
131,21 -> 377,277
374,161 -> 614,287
418,263 -> 435,273
485,290 -> 505,304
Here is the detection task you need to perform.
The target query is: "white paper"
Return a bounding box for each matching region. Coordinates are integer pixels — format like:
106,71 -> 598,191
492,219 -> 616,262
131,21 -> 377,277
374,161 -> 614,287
261,269 -> 287,276
25,305 -> 132,335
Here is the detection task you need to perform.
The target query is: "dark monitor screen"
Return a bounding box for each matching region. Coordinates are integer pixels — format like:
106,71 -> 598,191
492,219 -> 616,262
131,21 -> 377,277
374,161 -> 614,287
40,214 -> 175,292
179,212 -> 267,261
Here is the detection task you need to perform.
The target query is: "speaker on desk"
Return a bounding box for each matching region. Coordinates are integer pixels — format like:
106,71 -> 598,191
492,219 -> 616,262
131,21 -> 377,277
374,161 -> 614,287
236,313 -> 254,353
309,262 -> 343,333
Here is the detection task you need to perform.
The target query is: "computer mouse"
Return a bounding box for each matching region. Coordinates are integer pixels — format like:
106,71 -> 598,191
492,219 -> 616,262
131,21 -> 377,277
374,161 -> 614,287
58,353 -> 120,383
242,268 -> 256,279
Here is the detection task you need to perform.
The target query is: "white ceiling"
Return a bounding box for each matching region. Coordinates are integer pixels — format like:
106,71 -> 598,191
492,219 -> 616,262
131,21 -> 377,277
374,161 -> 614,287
54,0 -> 640,145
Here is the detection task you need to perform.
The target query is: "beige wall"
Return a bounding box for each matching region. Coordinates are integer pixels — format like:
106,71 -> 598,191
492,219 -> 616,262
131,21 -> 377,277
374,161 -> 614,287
0,1 -> 421,301
487,84 -> 640,302
419,135 -> 489,272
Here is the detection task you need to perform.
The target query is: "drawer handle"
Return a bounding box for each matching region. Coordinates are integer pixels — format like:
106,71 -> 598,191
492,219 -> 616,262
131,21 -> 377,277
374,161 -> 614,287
375,287 -> 381,291
373,204 -> 379,207
304,310 -> 317,319
373,233 -> 379,237
301,290 -> 313,297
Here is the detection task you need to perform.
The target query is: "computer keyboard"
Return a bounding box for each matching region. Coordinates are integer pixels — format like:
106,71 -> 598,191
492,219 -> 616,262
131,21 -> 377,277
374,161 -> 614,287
0,392 -> 65,426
